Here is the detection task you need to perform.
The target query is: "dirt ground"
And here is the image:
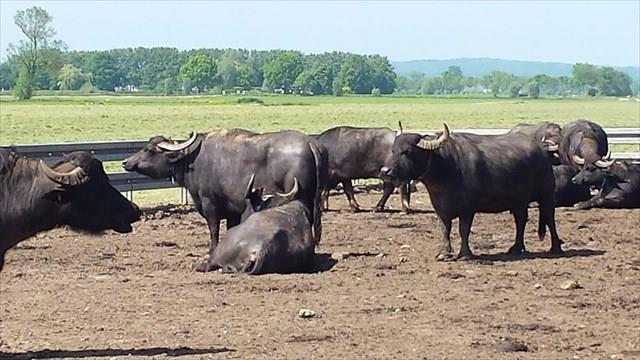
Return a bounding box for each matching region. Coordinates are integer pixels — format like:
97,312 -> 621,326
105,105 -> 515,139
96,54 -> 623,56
1,190 -> 639,359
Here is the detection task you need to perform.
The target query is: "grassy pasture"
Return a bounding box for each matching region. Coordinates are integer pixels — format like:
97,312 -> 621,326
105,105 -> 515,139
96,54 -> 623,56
1,95 -> 638,145
1,95 -> 638,205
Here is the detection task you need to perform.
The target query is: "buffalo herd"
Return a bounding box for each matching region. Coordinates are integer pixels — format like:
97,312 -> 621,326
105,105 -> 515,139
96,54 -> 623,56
1,119 -> 638,273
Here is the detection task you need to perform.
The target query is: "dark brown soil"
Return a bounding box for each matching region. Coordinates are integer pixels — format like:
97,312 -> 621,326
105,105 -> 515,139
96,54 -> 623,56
1,191 -> 639,359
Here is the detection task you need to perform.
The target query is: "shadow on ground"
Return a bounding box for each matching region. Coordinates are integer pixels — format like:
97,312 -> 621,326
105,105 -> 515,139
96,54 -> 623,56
0,346 -> 235,359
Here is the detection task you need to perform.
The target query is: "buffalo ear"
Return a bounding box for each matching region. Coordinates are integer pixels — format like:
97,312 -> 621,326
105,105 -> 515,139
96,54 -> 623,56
165,150 -> 188,163
163,137 -> 202,163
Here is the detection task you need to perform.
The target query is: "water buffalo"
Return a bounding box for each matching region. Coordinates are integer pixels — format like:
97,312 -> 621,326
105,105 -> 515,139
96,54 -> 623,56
560,119 -> 609,169
508,121 -> 562,164
0,149 -> 141,271
571,159 -> 640,209
381,124 -> 562,260
122,129 -> 326,272
210,176 -> 315,274
552,165 -> 591,207
312,126 -> 411,212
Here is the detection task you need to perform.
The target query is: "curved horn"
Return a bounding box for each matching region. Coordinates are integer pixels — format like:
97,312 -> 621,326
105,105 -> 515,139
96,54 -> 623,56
398,121 -> 404,134
541,136 -> 559,151
417,123 -> 450,150
276,177 -> 299,201
244,174 -> 256,198
39,161 -> 87,186
157,132 -> 198,152
572,155 -> 586,165
595,151 -> 615,168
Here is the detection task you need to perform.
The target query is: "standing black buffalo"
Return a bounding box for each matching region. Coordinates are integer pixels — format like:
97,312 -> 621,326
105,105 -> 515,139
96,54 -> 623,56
312,126 -> 411,212
0,149 -> 141,271
571,159 -> 640,209
508,121 -> 562,164
559,119 -> 609,169
381,124 -> 562,260
210,175 -> 315,274
122,129 -> 326,272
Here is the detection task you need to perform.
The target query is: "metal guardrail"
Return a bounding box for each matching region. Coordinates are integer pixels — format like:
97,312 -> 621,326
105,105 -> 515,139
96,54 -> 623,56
5,127 -> 640,195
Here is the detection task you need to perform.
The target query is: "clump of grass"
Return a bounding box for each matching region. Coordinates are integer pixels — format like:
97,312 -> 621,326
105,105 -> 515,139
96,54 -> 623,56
235,97 -> 264,104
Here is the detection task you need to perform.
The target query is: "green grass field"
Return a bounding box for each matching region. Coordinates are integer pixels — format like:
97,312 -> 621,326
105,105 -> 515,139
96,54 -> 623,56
1,95 -> 638,206
1,95 -> 638,144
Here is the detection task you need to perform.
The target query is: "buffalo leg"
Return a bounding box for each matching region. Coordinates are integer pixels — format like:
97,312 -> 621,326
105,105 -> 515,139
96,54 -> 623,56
541,199 -> 563,253
457,214 -> 476,260
507,207 -> 528,254
374,181 -> 395,212
436,217 -> 454,261
574,195 -> 622,210
322,188 -> 330,211
343,180 -> 361,212
194,205 -> 221,272
400,182 -> 412,213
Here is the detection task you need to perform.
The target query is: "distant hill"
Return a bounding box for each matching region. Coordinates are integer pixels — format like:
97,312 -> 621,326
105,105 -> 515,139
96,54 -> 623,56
391,57 -> 640,80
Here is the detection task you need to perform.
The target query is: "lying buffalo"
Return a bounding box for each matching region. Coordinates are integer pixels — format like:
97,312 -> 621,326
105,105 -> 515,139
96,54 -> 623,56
210,175 -> 315,274
123,129 -> 326,272
508,121 -> 562,164
312,126 -> 411,212
552,165 -> 591,207
0,149 -> 141,271
381,124 -> 562,260
560,119 -> 609,169
571,158 -> 640,209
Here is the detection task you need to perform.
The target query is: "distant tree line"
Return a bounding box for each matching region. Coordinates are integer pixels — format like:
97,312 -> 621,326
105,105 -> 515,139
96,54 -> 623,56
1,6 -> 636,99
396,64 -> 636,97
1,46 -> 397,97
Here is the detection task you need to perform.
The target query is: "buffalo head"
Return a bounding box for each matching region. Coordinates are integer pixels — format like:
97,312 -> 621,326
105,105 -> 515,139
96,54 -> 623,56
571,155 -> 616,190
43,152 -> 141,233
381,123 -> 450,182
122,132 -> 201,178
242,174 -> 300,221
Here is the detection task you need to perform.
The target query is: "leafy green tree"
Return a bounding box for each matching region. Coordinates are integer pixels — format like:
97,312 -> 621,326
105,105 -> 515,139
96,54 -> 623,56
441,65 -> 463,93
0,61 -> 18,90
182,77 -> 193,95
85,52 -> 123,90
13,69 -> 33,99
509,83 -> 522,98
179,54 -> 217,93
263,51 -> 304,92
57,64 -> 86,90
163,77 -> 177,95
367,55 -> 396,94
572,63 -> 601,92
332,77 -> 344,96
600,67 -> 632,96
529,82 -> 540,98
8,6 -> 58,98
335,55 -> 373,94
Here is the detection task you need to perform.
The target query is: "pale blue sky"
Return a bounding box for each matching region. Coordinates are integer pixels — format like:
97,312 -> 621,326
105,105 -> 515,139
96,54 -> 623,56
1,1 -> 639,66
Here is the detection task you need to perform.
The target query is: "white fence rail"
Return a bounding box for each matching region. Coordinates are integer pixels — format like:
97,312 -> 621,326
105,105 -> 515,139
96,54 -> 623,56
5,127 -> 640,195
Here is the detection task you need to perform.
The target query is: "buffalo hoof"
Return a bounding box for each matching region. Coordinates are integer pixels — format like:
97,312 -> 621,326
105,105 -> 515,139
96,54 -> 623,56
574,201 -> 592,210
402,207 -> 415,215
349,206 -> 362,213
373,206 -> 386,213
456,251 -> 477,261
193,261 -> 217,273
436,252 -> 455,262
549,245 -> 563,254
507,244 -> 526,255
